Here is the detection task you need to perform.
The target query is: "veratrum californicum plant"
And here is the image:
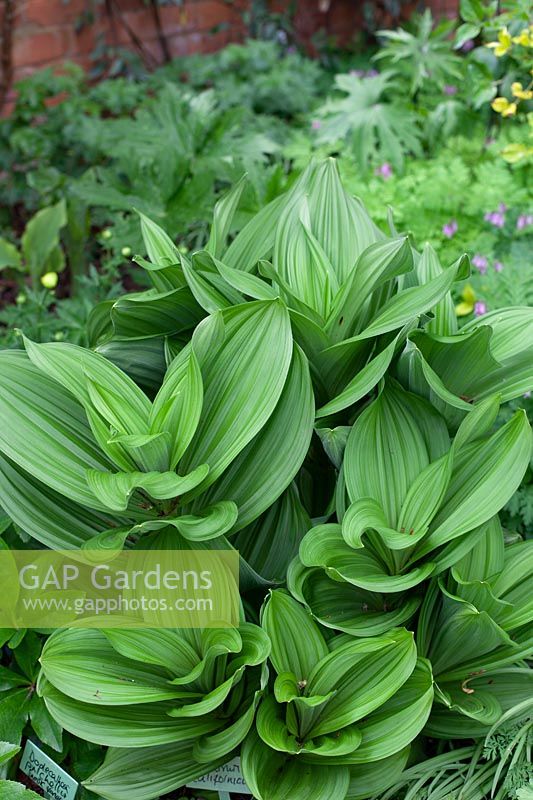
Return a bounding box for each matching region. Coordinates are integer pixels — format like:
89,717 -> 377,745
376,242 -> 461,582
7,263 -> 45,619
0,159 -> 531,800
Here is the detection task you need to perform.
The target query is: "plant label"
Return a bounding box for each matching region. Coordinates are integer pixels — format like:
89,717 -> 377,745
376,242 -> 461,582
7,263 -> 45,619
19,740 -> 78,800
186,756 -> 252,795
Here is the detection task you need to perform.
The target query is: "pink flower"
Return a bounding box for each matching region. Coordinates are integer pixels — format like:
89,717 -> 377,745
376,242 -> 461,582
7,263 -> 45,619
442,219 -> 458,238
375,162 -> 393,180
517,214 -> 533,230
311,119 -> 322,130
484,210 -> 505,228
443,84 -> 458,95
474,301 -> 487,316
472,254 -> 488,274
493,261 -> 504,272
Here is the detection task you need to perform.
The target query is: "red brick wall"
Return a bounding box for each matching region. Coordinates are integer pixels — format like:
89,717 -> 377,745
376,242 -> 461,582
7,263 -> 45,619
2,0 -> 459,92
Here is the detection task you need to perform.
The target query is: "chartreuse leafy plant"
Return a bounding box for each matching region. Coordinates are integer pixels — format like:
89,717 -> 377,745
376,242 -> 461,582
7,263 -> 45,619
1,157 -> 533,800
0,297 -> 313,559
418,523 -> 533,739
242,591 -> 433,800
101,159 -> 471,416
290,385 -> 532,637
36,625 -> 270,800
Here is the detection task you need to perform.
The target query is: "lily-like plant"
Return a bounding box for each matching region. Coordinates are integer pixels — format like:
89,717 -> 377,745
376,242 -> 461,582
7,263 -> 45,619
241,590 -> 433,800
291,386 -> 531,637
0,298 -> 313,556
417,526 -> 533,739
39,624 -> 270,800
0,158 -> 532,800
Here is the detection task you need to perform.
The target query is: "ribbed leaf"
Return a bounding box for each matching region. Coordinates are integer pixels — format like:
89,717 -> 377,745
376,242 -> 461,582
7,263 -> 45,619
207,173 -> 247,258
288,559 -> 421,637
85,742 -> 225,800
179,300 -> 293,495
304,629 -> 416,735
110,287 -> 203,340
41,684 -> 222,747
241,730 -> 350,800
189,344 -> 313,531
0,351 -> 112,509
150,349 -> 203,470
261,590 -> 328,680
85,464 -> 209,512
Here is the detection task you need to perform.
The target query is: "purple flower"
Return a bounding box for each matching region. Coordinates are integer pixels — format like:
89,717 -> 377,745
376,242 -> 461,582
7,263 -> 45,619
350,69 -> 365,77
461,39 -> 475,52
517,214 -> 533,230
494,260 -> 504,272
442,219 -> 458,238
485,209 -> 506,227
375,162 -> 393,180
524,392 -> 532,399
472,254 -> 488,274
311,119 -> 322,130
474,301 -> 487,316
443,84 -> 458,95
366,69 -> 379,78
497,202 -> 507,213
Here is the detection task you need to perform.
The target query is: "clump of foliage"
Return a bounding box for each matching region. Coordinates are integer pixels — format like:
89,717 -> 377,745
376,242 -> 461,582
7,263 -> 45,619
0,160 -> 532,800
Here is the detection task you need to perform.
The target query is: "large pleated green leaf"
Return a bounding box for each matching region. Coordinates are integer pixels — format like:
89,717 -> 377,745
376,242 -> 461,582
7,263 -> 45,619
207,173 -> 247,258
235,486 -> 311,585
0,453 -> 117,548
325,237 -> 412,343
137,210 -> 181,267
344,381 -> 446,527
415,244 -> 457,336
315,337 -> 398,418
241,730 -> 350,800
288,559 -> 421,637
0,351 -> 112,509
178,300 -> 293,494
189,344 -> 313,531
304,629 -> 416,736
40,629 -> 186,705
413,410 -> 532,561
23,338 -> 155,471
84,742 -> 226,800
149,349 -> 203,470
85,464 -> 209,512
409,310 -> 533,406
261,590 -> 328,681
41,684 -> 222,747
110,287 -> 203,340
340,660 -> 433,763
345,748 -> 410,800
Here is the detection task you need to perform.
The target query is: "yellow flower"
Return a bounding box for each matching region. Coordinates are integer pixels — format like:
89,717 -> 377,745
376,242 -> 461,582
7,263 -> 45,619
492,97 -> 517,116
492,96 -> 510,113
502,102 -> 518,117
487,27 -> 512,56
511,82 -> 533,100
455,283 -> 476,317
41,271 -> 59,289
512,28 -> 532,47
